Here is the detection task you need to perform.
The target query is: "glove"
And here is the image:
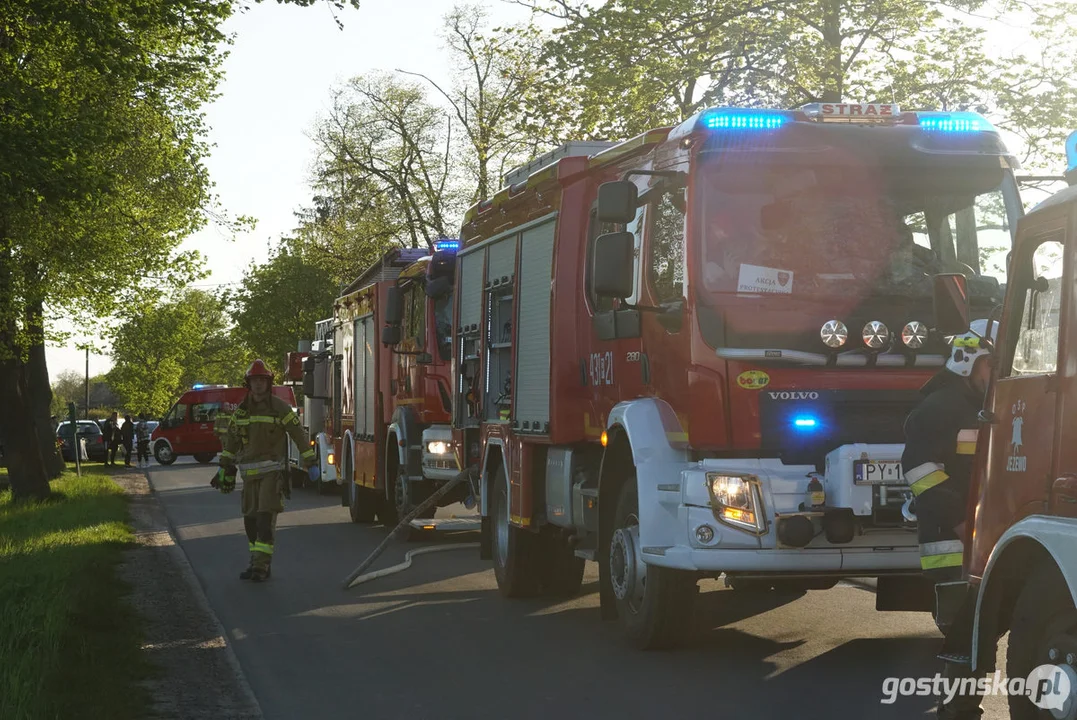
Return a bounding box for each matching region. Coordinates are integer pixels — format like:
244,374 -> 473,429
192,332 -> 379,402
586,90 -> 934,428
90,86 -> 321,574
215,467 -> 236,494
308,464 -> 321,483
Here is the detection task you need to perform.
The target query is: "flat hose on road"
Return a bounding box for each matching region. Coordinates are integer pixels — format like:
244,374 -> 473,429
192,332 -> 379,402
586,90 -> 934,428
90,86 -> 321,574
341,468 -> 476,590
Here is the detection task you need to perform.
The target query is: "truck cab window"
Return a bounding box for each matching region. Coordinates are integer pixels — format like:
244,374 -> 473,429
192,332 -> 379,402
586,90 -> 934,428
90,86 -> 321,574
648,186 -> 686,304
1009,239 -> 1064,376
405,282 -> 425,348
191,402 -> 221,424
434,291 -> 452,360
165,403 -> 188,428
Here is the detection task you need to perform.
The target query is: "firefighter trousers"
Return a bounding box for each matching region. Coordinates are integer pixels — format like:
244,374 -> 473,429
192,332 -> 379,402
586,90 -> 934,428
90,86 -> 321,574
241,471 -> 285,570
916,481 -> 968,581
244,512 -> 278,570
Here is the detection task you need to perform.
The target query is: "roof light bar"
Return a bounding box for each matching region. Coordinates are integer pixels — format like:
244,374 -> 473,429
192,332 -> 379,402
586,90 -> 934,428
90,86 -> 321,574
433,239 -> 461,252
916,111 -> 993,132
702,110 -> 787,130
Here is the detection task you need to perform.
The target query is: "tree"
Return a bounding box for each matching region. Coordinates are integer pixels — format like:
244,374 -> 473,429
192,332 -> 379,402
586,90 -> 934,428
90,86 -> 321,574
0,0 -> 361,501
512,0 -> 1077,171
107,291 -> 252,418
227,243 -> 338,375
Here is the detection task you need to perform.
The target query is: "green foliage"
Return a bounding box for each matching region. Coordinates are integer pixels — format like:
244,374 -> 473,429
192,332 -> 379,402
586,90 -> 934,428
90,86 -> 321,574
226,243 -> 338,375
515,0 -> 1077,172
0,470 -> 148,720
107,290 -> 251,416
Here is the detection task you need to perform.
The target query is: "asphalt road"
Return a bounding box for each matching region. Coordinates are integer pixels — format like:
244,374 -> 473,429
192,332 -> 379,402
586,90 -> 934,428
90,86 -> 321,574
148,458 -> 1010,720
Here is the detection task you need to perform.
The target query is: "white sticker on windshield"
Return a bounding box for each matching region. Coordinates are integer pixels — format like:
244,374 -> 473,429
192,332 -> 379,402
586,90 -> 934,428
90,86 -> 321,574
737,264 -> 793,294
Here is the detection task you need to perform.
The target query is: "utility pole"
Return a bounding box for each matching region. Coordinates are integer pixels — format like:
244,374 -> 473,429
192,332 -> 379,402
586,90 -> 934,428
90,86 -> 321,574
84,347 -> 89,420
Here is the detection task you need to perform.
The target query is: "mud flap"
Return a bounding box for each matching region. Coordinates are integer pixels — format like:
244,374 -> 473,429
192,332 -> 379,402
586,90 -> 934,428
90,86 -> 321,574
876,575 -> 936,612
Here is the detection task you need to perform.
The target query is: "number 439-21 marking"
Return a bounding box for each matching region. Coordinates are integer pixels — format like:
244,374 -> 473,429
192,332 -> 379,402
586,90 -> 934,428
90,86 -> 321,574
589,351 -> 614,386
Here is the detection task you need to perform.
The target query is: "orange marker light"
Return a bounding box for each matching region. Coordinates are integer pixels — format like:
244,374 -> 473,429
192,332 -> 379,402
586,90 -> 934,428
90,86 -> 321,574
600,430 -> 608,447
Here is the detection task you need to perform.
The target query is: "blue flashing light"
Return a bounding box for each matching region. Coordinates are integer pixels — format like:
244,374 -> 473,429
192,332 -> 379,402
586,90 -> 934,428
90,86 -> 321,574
1065,130 -> 1077,175
703,111 -> 787,130
433,239 -> 461,252
917,111 -> 992,133
192,384 -> 205,390
792,415 -> 819,430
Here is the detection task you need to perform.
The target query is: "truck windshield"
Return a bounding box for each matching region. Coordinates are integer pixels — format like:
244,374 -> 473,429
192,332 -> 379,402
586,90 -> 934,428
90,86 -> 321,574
696,160 -> 1014,302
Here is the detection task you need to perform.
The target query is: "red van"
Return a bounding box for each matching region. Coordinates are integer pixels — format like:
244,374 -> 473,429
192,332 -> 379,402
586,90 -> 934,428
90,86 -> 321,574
150,384 -> 297,465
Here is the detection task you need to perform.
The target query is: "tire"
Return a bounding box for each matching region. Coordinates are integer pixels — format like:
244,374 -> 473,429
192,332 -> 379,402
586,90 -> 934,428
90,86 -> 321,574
609,475 -> 697,650
540,531 -> 585,598
1006,561 -> 1077,720
153,441 -> 176,466
193,452 -> 215,464
490,465 -> 541,598
349,473 -> 377,524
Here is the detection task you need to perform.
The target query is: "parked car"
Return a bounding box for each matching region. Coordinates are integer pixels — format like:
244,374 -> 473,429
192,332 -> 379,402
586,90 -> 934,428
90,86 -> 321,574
56,421 -> 107,462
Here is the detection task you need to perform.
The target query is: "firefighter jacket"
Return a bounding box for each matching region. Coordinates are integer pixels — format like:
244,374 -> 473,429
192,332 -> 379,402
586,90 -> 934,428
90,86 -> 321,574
901,373 -> 983,575
218,394 -> 315,479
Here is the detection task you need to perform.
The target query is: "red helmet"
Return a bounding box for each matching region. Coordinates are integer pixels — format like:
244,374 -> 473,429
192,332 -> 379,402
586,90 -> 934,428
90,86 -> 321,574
244,359 -> 274,387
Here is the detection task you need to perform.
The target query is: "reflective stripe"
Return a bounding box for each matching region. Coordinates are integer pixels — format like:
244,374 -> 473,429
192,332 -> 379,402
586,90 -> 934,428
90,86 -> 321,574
248,542 -> 255,552
921,540 -> 964,556
956,429 -> 978,455
249,415 -> 280,424
220,450 -> 235,459
252,542 -> 274,555
953,337 -> 981,349
911,469 -> 949,495
283,412 -> 299,425
239,460 -> 282,473
905,461 -> 944,484
233,418 -> 250,426
301,449 -> 316,459
921,553 -> 963,570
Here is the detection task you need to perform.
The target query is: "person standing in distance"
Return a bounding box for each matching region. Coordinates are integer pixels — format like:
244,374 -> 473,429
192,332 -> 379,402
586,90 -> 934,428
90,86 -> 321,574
215,360 -> 318,582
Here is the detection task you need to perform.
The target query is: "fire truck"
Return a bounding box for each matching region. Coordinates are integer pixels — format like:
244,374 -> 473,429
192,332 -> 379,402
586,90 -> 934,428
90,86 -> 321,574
310,244 -> 471,526
285,319 -> 335,491
453,103 -> 1025,648
929,132 -> 1077,718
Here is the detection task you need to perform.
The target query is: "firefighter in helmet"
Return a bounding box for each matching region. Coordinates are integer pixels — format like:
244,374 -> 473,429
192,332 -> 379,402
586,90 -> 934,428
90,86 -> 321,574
901,318 -> 997,719
215,359 -> 319,581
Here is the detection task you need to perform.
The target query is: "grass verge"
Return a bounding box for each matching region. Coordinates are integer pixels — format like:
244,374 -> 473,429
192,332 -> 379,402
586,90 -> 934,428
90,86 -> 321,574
0,464 -> 151,720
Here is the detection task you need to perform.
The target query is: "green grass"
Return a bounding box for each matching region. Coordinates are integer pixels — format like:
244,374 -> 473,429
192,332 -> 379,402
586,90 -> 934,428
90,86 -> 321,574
0,465 -> 151,720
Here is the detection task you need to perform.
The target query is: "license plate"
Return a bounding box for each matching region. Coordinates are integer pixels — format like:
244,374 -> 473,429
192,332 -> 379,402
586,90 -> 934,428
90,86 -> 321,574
854,461 -> 905,485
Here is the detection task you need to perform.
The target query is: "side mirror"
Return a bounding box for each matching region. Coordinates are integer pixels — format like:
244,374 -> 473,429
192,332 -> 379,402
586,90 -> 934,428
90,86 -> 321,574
385,285 -> 404,325
302,368 -> 314,397
425,275 -> 452,299
382,325 -> 402,346
593,231 -> 635,298
933,273 -> 970,335
597,181 -> 638,224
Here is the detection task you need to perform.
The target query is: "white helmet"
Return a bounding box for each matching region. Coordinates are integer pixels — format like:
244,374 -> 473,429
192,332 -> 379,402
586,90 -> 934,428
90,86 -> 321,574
946,318 -> 997,377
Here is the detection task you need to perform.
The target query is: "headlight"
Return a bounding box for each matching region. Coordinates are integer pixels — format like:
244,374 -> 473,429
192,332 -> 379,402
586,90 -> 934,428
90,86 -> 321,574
707,473 -> 767,534
327,453 -> 335,465
901,321 -> 928,349
862,320 -> 890,349
820,320 -> 848,348
426,441 -> 449,455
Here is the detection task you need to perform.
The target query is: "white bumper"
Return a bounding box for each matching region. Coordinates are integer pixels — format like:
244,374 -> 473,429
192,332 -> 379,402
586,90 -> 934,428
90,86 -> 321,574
641,448 -> 919,575
420,425 -> 459,482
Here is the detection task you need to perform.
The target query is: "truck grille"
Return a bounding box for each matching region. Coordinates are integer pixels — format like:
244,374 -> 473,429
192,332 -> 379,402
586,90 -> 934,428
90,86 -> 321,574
758,389 -> 920,470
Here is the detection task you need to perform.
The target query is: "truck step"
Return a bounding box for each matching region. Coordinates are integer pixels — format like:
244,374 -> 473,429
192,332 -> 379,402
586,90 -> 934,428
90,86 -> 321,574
407,517 -> 482,533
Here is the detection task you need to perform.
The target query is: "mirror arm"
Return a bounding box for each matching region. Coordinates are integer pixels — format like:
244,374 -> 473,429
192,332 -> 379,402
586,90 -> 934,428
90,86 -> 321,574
621,169 -> 685,184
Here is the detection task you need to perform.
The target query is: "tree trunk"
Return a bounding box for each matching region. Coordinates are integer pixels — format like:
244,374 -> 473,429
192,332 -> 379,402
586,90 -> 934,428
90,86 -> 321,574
0,353 -> 52,502
26,309 -> 64,479
820,0 -> 844,103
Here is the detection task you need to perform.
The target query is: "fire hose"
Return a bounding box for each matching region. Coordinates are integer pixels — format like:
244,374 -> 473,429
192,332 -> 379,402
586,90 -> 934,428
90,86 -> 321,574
341,467 -> 477,590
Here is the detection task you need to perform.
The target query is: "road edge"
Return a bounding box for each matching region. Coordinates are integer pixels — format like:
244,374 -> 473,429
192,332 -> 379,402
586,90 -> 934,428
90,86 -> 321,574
136,467 -> 266,719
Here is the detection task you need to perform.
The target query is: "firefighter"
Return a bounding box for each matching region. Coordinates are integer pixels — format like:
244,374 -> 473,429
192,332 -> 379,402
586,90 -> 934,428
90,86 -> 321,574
215,359 -> 319,582
901,318 -> 996,719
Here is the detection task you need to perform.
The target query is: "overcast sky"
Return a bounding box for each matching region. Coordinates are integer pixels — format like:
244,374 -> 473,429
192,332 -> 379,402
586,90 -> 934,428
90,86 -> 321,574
46,0 -> 1065,380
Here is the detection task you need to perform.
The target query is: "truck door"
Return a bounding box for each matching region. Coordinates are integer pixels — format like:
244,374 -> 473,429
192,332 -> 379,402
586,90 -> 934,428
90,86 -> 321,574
974,221 -> 1068,568
585,194 -> 646,432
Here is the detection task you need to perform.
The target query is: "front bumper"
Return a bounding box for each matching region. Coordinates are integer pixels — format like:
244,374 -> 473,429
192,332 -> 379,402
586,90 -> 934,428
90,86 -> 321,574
640,446 -> 920,576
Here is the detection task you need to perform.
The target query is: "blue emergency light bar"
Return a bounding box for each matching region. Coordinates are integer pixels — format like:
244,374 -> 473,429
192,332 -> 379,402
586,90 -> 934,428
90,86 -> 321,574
433,239 -> 461,252
193,384 -> 205,389
792,415 -> 820,430
1066,130 -> 1077,175
916,111 -> 993,133
701,109 -> 790,130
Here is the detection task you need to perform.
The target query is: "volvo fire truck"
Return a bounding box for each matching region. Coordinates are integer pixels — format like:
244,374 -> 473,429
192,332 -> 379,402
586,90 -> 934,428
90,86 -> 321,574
313,244 -> 472,526
454,103 -> 1025,648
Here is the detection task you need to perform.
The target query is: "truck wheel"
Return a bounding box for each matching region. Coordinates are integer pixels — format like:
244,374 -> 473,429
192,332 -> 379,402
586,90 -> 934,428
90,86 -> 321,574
349,476 -> 376,524
540,531 -> 585,598
1006,561 -> 1077,720
193,452 -> 215,464
490,465 -> 541,597
609,475 -> 697,650
153,442 -> 175,466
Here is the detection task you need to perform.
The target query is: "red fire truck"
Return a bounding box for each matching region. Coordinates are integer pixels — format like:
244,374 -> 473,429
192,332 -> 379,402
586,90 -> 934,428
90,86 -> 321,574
929,132 -> 1077,718
310,244 -> 471,525
454,103 -> 1026,648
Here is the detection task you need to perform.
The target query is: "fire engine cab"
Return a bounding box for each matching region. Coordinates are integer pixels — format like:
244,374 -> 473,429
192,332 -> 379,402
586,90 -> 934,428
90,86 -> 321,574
455,103 -> 1025,648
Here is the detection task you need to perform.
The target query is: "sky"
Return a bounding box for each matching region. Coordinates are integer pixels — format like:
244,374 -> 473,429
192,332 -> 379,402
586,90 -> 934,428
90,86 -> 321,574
45,0 -> 1069,380
46,0 -> 530,379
